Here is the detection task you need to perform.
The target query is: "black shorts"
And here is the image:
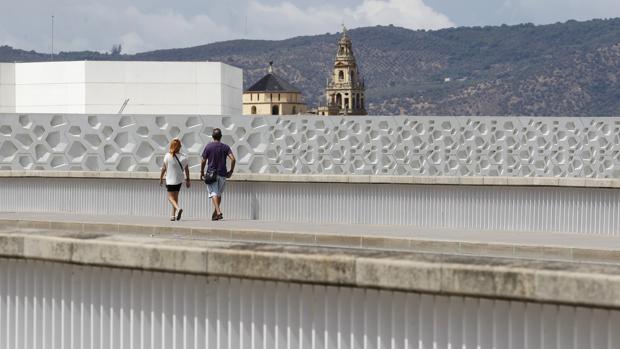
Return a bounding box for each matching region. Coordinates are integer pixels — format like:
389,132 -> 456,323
166,183 -> 182,192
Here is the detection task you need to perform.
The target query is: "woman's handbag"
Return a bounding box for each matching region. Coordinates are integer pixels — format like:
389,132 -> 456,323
204,169 -> 217,184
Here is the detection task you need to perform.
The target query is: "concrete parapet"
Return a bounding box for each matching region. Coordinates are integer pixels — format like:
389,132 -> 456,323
0,216 -> 613,264
1,226 -> 620,308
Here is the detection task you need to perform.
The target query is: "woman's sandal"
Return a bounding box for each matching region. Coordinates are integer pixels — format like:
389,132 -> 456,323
176,209 -> 183,221
170,216 -> 176,221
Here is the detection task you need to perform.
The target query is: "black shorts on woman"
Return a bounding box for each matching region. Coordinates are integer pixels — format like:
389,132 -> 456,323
166,183 -> 182,192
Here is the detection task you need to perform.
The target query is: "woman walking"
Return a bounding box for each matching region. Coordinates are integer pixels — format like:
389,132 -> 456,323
160,138 -> 190,221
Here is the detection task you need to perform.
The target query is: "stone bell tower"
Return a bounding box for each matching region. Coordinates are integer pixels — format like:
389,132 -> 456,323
318,26 -> 367,116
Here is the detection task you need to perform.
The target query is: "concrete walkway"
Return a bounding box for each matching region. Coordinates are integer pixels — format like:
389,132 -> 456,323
1,211 -> 620,264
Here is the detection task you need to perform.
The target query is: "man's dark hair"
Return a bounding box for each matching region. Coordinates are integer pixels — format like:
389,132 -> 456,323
212,128 -> 222,141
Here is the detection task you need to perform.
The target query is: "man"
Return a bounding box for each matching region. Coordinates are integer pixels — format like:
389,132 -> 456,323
200,128 -> 236,221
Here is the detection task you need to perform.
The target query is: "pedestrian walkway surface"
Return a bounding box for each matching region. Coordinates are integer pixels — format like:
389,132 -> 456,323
1,211 -> 620,264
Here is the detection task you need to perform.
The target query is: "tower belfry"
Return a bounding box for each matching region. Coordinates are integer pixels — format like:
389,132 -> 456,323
319,26 -> 367,116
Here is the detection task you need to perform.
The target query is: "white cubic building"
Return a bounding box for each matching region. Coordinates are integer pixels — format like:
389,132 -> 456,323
0,63 -> 15,114
0,61 -> 242,115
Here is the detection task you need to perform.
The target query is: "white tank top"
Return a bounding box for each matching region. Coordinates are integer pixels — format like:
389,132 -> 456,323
164,153 -> 188,185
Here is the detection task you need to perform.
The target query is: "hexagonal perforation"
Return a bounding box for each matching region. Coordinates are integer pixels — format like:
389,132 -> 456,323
1,114 -> 619,177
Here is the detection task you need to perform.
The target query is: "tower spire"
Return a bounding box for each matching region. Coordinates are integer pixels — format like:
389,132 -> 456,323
318,26 -> 367,116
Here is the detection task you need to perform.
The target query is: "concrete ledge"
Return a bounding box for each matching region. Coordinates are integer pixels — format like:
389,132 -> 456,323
3,216 -> 620,266
1,170 -> 620,188
2,228 -> 620,309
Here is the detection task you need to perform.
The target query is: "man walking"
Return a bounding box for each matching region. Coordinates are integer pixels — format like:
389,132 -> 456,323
201,128 -> 236,221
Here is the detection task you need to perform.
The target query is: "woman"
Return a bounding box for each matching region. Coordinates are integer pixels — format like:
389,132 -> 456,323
159,138 -> 190,221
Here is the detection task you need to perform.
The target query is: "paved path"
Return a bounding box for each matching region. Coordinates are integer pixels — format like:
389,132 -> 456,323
1,211 -> 620,264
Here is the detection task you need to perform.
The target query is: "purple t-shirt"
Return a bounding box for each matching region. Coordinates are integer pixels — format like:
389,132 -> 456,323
201,142 -> 232,177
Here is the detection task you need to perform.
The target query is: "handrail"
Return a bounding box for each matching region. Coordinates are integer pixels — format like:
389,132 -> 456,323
1,170 -> 618,188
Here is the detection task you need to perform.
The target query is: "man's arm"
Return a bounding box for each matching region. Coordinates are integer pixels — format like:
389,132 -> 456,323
200,146 -> 208,180
200,158 -> 206,180
184,164 -> 191,188
227,153 -> 236,178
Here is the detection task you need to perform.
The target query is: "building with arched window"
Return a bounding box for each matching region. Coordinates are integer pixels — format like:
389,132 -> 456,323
318,26 -> 367,116
242,63 -> 307,116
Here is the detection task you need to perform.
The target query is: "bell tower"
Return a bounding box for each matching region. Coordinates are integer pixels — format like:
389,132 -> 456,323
319,26 -> 367,116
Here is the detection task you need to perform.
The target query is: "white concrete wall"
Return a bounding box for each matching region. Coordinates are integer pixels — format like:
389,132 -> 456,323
0,63 -> 15,113
4,61 -> 242,115
15,61 -> 87,113
1,258 -> 619,349
83,61 -> 241,115
220,62 -> 243,115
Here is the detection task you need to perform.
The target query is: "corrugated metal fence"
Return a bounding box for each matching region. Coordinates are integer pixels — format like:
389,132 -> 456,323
2,177 -> 620,236
1,258 -> 619,349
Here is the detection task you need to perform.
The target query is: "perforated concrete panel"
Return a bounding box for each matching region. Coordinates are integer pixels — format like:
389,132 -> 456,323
2,114 -> 620,177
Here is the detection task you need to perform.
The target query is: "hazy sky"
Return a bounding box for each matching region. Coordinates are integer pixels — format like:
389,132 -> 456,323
1,0 -> 620,54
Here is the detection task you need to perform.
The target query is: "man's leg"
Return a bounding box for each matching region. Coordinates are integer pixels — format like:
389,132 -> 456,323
207,182 -> 217,218
211,195 -> 222,215
216,178 -> 225,218
210,178 -> 225,220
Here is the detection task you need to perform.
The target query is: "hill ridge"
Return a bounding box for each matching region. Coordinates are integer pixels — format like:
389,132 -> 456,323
2,18 -> 620,116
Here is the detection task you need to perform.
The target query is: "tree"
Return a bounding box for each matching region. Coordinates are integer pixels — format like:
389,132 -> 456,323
110,44 -> 122,56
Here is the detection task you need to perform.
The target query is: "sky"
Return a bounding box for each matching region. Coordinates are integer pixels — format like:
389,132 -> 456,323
1,0 -> 620,54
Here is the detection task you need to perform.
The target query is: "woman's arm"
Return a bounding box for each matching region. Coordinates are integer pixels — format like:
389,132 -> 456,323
159,161 -> 167,186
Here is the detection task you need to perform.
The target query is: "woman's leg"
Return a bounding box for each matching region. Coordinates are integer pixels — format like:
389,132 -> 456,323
174,191 -> 184,220
167,191 -> 180,217
173,191 -> 180,207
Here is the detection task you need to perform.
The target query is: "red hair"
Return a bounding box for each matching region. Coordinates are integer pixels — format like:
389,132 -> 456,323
169,139 -> 181,155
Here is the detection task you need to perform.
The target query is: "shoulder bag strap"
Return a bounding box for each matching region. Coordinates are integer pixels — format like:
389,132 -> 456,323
173,154 -> 184,174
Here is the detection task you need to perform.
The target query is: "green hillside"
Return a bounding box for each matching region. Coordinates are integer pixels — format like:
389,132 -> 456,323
2,18 -> 620,116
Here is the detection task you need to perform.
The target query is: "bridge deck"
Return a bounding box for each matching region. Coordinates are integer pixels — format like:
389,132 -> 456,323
1,212 -> 620,264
